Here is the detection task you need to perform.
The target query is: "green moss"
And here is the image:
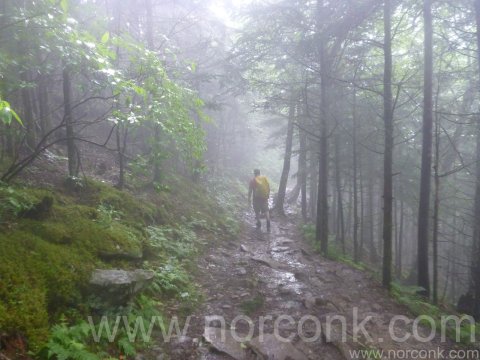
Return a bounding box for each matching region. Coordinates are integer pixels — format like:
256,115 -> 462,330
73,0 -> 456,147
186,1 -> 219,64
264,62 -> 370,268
0,174 -> 239,352
240,295 -> 265,315
0,255 -> 50,347
81,180 -> 159,225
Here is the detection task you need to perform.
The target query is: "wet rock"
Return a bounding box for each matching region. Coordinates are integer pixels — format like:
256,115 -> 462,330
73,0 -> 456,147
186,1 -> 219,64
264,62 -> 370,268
313,295 -> 329,307
303,292 -> 316,309
271,246 -> 290,252
251,256 -> 284,270
171,335 -> 194,350
310,277 -> 324,288
278,284 -> 296,297
89,269 -> 154,305
237,267 -> 247,275
283,300 -> 302,310
203,327 -> 246,360
247,334 -> 308,360
171,336 -> 197,359
294,271 -> 309,282
222,304 -> 232,310
240,244 -> 250,252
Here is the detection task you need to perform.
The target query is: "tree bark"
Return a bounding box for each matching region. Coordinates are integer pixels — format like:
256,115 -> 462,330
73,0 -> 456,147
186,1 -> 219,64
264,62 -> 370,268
396,197 -> 404,278
299,126 -> 308,221
432,85 -> 441,304
417,0 -> 433,298
471,0 -> 480,318
382,0 -> 394,290
334,135 -> 345,252
62,66 -> 78,177
315,1 -> 330,254
352,86 -> 360,262
276,100 -> 295,215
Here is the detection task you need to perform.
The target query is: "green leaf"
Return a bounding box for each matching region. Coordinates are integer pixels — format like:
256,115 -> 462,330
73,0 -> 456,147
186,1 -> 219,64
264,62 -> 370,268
9,108 -> 23,126
60,0 -> 68,13
0,100 -> 23,126
101,32 -> 110,44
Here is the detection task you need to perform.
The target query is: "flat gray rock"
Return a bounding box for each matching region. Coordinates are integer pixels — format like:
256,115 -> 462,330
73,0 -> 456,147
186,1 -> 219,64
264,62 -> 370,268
251,256 -> 284,270
90,269 -> 154,287
203,327 -> 246,360
271,246 -> 290,252
89,269 -> 154,306
248,334 -> 308,360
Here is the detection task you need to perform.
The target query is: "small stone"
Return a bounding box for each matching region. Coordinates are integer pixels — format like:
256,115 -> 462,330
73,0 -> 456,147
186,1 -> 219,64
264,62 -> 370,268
222,304 -> 232,309
237,267 -> 247,275
278,285 -> 295,297
303,292 -> 316,309
271,246 -> 290,252
171,335 -> 193,350
240,244 -> 249,252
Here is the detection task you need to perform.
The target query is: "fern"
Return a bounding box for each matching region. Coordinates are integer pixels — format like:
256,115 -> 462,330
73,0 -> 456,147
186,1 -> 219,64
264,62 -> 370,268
44,321 -> 100,360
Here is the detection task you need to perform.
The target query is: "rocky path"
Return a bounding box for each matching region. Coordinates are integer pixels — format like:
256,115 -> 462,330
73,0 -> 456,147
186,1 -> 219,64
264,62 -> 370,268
162,214 -> 457,359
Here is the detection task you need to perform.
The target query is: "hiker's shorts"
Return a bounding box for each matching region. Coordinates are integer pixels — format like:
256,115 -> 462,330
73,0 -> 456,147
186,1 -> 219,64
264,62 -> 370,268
253,197 -> 268,215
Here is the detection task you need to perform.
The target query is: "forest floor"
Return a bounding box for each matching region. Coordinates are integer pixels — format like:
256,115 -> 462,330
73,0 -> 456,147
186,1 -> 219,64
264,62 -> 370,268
156,211 -> 462,360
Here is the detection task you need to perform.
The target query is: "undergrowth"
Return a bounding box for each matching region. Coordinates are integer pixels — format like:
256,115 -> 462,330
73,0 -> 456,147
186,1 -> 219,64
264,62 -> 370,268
301,223 -> 479,346
0,174 -> 241,357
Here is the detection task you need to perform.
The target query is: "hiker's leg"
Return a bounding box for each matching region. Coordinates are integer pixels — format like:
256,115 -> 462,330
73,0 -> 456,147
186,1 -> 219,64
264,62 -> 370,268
259,199 -> 269,220
264,199 -> 271,232
253,198 -> 261,227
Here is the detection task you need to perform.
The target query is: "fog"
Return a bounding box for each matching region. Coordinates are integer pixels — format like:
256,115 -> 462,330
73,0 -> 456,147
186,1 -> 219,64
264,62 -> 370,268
1,0 -> 480,357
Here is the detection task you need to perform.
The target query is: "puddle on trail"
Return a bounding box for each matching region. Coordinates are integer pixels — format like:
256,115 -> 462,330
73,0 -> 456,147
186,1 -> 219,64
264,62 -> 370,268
260,268 -> 305,296
270,250 -> 306,270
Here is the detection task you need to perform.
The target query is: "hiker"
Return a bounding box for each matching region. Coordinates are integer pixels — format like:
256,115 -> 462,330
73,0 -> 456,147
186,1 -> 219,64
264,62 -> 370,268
248,169 -> 271,231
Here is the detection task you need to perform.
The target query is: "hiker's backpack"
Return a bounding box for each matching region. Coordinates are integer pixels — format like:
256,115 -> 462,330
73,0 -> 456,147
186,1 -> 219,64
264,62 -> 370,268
254,176 -> 270,199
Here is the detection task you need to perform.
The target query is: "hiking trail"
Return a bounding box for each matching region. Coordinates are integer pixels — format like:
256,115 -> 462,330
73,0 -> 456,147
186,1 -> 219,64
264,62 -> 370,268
159,212 -> 454,360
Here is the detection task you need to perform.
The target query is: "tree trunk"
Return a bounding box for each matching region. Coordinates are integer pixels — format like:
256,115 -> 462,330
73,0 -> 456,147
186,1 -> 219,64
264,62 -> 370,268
316,48 -> 329,254
417,0 -> 433,298
334,135 -> 345,252
20,73 -> 36,150
62,66 -> 78,177
352,86 -> 360,263
299,127 -> 308,221
469,0 -> 480,319
396,197 -> 404,278
309,138 -> 318,220
432,86 -> 441,304
276,100 -> 295,215
382,0 -> 394,290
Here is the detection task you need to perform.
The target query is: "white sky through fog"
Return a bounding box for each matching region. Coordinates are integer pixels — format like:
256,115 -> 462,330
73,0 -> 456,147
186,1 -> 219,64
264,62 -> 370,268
209,0 -> 255,28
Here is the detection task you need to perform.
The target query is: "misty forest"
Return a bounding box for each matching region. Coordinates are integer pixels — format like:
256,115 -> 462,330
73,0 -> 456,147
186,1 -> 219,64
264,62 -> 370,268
2,0 -> 480,359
